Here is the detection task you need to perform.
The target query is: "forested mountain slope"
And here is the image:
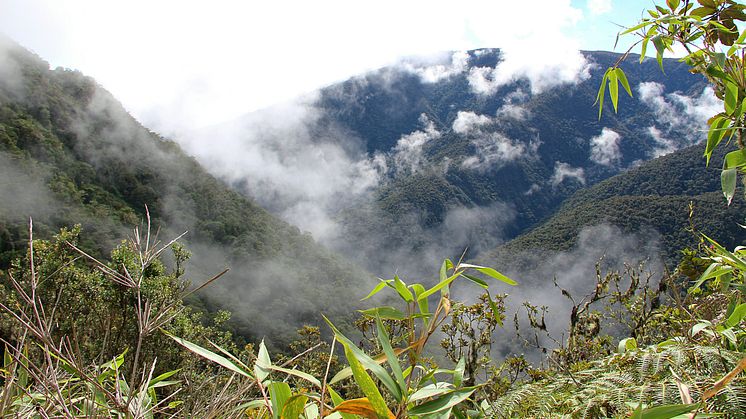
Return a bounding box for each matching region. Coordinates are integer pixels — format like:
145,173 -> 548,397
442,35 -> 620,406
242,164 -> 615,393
481,144 -> 746,268
0,36 -> 370,346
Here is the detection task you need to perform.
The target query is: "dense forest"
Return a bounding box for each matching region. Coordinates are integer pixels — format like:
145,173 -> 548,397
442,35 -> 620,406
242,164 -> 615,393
1,0 -> 745,417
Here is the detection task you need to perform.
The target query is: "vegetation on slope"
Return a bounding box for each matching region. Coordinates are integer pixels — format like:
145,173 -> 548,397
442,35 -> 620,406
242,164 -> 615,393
0,35 -> 371,346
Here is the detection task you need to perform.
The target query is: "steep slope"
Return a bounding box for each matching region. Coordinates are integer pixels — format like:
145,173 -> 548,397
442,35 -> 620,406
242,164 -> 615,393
481,144 -> 746,268
0,36 -> 371,346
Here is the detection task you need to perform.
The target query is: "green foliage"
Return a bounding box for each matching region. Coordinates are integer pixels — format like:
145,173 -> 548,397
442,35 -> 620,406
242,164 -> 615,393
599,0 -> 746,202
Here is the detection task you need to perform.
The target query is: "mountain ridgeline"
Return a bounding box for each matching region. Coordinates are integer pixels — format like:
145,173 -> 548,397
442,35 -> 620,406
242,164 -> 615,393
0,36 -> 371,347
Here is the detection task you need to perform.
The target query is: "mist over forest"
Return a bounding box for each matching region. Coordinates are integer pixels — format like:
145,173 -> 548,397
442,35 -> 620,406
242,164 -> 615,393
2,2 -> 746,414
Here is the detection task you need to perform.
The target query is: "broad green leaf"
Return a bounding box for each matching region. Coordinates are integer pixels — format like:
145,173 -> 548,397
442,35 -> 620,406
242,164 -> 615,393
440,260 -> 448,283
163,330 -> 251,378
724,149 -> 746,169
721,328 -> 738,346
636,403 -> 698,419
460,264 -> 517,286
721,168 -> 737,205
255,339 -> 272,383
269,382 -> 292,419
344,343 -> 393,419
408,388 -> 476,416
666,0 -> 680,11
324,316 -> 402,401
393,275 -> 414,302
691,321 -> 712,337
281,394 -> 308,419
375,316 -> 406,396
409,383 -> 456,403
705,116 -> 729,164
725,81 -> 739,115
618,337 -> 638,353
726,303 -> 746,328
453,357 -> 465,388
412,284 -> 430,325
359,306 -> 408,321
652,35 -> 666,71
362,279 -> 392,301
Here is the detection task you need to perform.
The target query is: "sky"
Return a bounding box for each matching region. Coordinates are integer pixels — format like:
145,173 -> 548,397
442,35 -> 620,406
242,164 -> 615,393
0,0 -> 655,134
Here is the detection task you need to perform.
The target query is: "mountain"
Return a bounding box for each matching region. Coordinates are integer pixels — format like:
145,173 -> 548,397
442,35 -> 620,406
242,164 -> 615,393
182,48 -> 714,277
0,36 -> 371,347
480,143 -> 746,272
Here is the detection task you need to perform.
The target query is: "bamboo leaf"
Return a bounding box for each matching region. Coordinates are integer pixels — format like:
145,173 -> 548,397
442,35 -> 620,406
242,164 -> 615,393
255,339 -> 272,383
324,315 -> 402,401
393,275 -> 414,302
329,388 -> 357,419
725,81 -> 738,115
162,330 -> 251,378
362,279 -> 392,301
608,68 -> 619,112
460,264 -> 517,286
615,68 -> 633,97
408,388 -> 476,416
280,394 -> 308,419
330,398 -> 395,419
267,364 -> 321,388
269,382 -> 291,419
344,343 -> 395,419
721,168 -> 737,205
375,316 -> 406,395
359,306 -> 408,321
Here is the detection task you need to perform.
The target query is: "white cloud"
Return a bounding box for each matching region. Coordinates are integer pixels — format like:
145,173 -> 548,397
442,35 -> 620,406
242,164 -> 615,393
392,114 -> 441,174
589,127 -> 621,166
452,110 -> 492,134
638,82 -> 721,156
180,95 -> 386,242
587,0 -> 612,15
496,103 -> 529,120
461,132 -> 531,171
0,0 -> 596,134
403,50 -> 470,83
550,161 -> 586,186
524,183 -> 541,195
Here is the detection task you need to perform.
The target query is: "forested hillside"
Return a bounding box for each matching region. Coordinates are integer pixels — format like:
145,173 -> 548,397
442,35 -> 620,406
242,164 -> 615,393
484,144 -> 746,268
0,36 -> 371,346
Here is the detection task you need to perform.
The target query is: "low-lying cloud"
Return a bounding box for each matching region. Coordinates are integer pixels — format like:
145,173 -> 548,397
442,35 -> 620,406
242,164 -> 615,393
181,95 -> 386,243
550,161 -> 586,186
481,224 -> 664,359
468,49 -> 591,95
401,51 -> 470,84
638,82 -> 721,156
392,114 -> 442,175
589,127 -> 622,166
